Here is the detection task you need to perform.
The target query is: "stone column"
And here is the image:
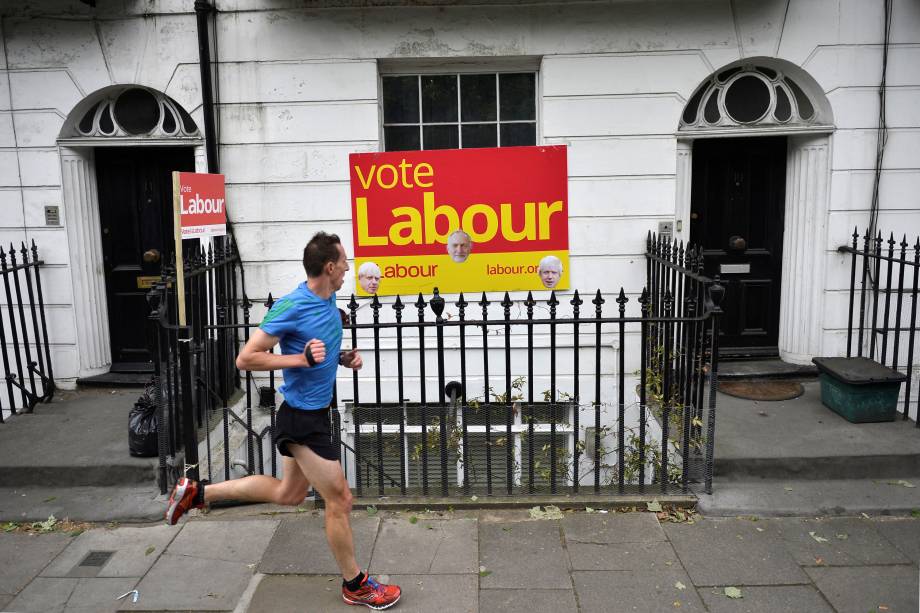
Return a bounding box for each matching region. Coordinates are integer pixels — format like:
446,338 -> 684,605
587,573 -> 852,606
778,134 -> 831,365
675,140 -> 692,242
60,147 -> 111,375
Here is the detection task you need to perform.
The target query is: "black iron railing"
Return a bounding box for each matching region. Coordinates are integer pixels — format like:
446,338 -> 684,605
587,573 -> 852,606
148,240 -> 243,492
0,241 -> 54,420
151,235 -> 724,497
646,232 -> 722,493
838,228 -> 920,422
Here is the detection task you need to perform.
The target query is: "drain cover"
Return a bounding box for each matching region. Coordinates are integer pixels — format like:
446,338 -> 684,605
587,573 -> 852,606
79,550 -> 114,567
67,550 -> 116,578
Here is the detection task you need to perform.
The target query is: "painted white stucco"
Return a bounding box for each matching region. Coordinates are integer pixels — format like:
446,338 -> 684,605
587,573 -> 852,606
0,1 -> 917,417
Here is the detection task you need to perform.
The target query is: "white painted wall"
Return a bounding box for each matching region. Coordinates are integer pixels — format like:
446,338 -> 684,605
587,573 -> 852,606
0,1 -> 918,420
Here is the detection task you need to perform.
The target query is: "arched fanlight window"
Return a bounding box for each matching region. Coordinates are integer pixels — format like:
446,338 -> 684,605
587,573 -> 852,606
680,65 -> 817,129
75,87 -> 199,138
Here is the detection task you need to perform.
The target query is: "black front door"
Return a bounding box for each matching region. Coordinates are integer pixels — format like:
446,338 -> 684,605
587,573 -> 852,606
95,146 -> 195,369
690,136 -> 786,357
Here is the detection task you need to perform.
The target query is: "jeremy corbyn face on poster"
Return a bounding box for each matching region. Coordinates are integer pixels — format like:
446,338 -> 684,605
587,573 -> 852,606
538,255 -> 563,289
357,261 -> 381,294
447,230 -> 472,263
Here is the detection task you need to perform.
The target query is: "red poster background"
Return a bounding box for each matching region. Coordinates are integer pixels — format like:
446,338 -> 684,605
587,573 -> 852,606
178,172 -> 226,229
350,146 -> 568,258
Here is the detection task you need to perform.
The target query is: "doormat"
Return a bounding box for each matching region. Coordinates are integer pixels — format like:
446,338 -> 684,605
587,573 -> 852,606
718,380 -> 805,401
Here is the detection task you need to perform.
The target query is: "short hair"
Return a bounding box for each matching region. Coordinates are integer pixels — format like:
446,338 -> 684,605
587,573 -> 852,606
303,232 -> 342,277
538,255 -> 563,273
448,229 -> 471,243
358,261 -> 381,277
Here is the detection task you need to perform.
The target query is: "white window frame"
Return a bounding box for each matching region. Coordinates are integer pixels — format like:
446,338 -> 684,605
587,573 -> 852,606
338,402 -> 575,489
377,57 -> 543,152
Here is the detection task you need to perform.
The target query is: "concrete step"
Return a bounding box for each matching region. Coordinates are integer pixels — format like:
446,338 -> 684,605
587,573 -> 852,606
0,484 -> 165,522
76,371 -> 153,387
718,359 -> 818,380
713,381 -> 920,481
0,388 -> 159,487
714,454 -> 920,481
695,476 -> 920,517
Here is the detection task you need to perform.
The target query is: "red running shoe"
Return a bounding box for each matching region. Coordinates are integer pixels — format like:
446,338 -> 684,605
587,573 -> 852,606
165,477 -> 203,525
342,575 -> 401,610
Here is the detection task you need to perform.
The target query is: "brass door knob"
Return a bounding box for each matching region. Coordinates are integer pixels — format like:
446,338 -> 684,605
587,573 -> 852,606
727,236 -> 747,252
143,249 -> 161,263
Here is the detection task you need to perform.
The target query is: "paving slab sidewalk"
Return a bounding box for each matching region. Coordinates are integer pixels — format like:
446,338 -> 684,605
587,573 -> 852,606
0,507 -> 916,612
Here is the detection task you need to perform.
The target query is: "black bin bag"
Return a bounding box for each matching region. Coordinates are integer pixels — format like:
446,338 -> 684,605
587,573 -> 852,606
129,381 -> 158,457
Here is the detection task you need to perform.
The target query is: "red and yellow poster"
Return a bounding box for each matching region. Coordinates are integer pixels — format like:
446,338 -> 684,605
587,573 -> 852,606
350,146 -> 568,296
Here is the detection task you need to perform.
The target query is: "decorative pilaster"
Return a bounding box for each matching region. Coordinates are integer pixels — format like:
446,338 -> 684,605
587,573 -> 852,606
778,135 -> 830,365
60,147 -> 111,374
675,140 -> 692,241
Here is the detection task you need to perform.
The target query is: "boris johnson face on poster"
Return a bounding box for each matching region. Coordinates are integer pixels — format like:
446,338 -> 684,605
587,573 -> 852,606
358,261 -> 381,294
447,230 -> 472,263
538,255 -> 563,289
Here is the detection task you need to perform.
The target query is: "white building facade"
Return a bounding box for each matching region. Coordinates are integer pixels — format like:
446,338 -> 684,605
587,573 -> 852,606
1,0 -> 918,393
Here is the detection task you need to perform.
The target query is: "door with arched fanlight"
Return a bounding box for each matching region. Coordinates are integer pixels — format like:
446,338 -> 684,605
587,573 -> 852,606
72,87 -> 199,371
680,63 -> 825,358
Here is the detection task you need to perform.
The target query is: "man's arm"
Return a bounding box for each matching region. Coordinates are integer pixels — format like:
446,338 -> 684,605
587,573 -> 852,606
339,347 -> 363,370
236,328 -> 325,372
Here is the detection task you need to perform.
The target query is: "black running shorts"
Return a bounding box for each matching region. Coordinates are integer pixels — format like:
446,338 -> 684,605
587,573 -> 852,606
272,402 -> 340,462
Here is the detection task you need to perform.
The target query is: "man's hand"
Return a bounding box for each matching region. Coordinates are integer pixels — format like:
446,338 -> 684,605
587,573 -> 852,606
339,348 -> 363,370
304,338 -> 326,367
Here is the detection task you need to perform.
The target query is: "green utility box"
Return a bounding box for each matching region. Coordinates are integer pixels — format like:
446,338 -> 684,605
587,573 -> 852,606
812,357 -> 906,423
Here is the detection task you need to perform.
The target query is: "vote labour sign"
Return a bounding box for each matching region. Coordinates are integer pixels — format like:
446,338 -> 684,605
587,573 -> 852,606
349,146 -> 568,296
176,172 -> 227,238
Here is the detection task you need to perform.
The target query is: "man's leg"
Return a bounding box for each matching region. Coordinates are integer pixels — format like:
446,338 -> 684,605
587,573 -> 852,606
204,456 -> 310,506
287,442 -> 359,579
287,443 -> 400,609
167,456 -> 310,524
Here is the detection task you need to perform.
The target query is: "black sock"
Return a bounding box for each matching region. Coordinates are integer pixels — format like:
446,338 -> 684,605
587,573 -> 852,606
195,482 -> 206,506
344,571 -> 366,591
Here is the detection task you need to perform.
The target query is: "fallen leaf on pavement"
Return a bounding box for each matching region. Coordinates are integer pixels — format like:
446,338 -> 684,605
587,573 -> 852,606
675,581 -> 686,590
529,505 -> 564,520
887,480 -> 915,488
809,531 -> 829,543
647,500 -> 663,513
724,587 -> 743,599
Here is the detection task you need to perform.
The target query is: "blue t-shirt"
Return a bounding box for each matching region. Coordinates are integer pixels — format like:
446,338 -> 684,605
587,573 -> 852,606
259,283 -> 342,410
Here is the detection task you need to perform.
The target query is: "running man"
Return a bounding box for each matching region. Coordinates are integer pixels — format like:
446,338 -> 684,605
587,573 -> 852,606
166,232 -> 401,610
